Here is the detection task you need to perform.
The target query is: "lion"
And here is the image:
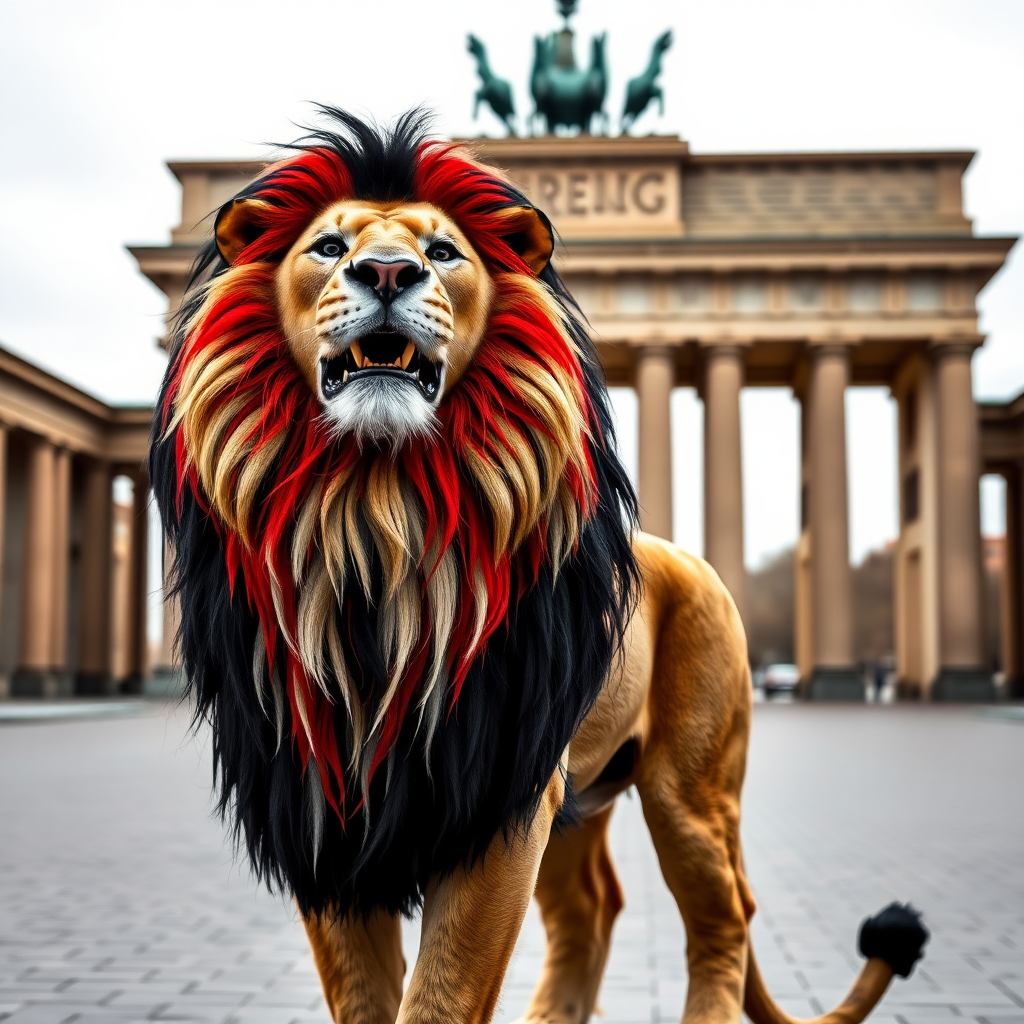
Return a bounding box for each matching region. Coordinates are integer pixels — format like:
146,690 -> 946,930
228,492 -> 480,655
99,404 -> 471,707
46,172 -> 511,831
151,109 -> 927,1024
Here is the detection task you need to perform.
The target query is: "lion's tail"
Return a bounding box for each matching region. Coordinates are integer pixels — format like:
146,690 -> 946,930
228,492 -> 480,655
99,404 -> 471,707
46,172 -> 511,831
744,904 -> 929,1024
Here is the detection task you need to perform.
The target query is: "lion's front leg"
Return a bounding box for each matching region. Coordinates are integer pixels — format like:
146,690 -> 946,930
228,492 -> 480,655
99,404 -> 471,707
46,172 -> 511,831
523,803 -> 623,1024
397,770 -> 566,1024
301,907 -> 405,1024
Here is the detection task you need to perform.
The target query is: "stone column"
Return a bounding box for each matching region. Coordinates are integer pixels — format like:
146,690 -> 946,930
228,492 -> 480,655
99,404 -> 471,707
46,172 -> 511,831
1002,464 -> 1024,698
76,458 -> 114,694
636,346 -> 674,540
159,563 -> 180,668
50,447 -> 72,690
13,435 -> 56,696
794,401 -> 813,680
931,343 -> 992,699
149,534 -> 184,695
702,345 -> 747,621
0,423 -> 7,684
124,471 -> 150,691
803,344 -> 861,700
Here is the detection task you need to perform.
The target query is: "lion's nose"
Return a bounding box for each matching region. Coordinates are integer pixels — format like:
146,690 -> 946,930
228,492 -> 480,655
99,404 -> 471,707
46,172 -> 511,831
346,258 -> 426,304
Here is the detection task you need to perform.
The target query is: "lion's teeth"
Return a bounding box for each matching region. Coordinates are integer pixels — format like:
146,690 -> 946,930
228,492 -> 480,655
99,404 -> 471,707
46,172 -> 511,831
400,341 -> 416,369
343,370 -> 348,384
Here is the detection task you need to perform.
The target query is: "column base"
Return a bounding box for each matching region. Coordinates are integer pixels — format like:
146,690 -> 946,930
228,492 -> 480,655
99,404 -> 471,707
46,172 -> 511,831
896,679 -> 923,701
1004,675 -> 1024,700
10,670 -> 73,699
802,667 -> 865,701
143,668 -> 187,699
930,668 -> 996,702
74,671 -> 114,696
117,673 -> 146,696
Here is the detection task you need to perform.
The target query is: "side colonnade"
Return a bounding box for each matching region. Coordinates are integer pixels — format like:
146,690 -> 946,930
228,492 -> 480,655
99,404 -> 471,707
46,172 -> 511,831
0,348 -> 158,697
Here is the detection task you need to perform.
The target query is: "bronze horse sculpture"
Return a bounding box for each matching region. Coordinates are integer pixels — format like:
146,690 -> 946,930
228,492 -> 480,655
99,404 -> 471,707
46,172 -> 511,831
622,29 -> 672,131
530,31 -> 607,134
468,34 -> 517,134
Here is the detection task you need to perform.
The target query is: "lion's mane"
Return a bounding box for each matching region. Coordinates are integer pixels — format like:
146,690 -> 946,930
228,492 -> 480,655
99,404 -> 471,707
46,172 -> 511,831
151,109 -> 638,916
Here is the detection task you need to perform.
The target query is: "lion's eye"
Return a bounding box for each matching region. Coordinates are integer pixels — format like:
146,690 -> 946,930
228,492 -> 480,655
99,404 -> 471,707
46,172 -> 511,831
427,242 -> 461,263
311,237 -> 346,260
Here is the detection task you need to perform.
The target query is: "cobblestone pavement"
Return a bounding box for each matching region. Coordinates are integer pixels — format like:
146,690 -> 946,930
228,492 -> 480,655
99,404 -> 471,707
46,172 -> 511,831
1,702 -> 1021,1024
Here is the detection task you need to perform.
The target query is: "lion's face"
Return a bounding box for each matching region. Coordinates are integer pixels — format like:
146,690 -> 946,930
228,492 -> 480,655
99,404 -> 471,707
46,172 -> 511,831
274,201 -> 494,446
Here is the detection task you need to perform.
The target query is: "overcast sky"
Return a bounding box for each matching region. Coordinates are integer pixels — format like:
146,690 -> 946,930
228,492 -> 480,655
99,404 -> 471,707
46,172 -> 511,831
1,0 -> 1021,566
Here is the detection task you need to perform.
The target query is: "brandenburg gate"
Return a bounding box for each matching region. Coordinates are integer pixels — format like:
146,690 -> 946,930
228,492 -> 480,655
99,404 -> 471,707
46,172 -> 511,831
128,134 -> 1015,701
497,135 -> 1014,701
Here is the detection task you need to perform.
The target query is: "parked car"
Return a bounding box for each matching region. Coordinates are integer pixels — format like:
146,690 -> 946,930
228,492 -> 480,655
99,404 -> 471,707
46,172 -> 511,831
762,663 -> 800,697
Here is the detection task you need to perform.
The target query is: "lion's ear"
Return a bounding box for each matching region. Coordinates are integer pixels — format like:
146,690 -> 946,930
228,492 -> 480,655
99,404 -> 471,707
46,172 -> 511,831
495,205 -> 554,275
214,197 -> 272,265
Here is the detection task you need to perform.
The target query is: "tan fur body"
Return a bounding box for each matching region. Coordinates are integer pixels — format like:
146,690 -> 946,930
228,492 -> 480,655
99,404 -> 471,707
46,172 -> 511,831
206,186 -> 902,1024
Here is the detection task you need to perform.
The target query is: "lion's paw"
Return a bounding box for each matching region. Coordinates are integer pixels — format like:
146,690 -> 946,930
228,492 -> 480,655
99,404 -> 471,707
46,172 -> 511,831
507,1017 -> 579,1024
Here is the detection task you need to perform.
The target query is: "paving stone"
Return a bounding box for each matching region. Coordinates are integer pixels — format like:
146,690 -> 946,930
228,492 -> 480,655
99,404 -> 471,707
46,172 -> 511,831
1,704 -> 1022,1024
0,1007 -> 80,1024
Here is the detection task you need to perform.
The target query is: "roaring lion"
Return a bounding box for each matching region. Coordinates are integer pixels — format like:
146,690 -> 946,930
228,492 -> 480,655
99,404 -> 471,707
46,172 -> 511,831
151,109 -> 927,1024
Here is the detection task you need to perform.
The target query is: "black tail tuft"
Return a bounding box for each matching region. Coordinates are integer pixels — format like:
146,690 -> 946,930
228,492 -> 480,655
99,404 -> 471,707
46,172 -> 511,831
858,902 -> 930,978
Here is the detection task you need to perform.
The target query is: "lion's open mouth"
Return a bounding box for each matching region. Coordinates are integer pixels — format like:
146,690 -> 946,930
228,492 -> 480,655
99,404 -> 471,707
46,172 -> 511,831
320,329 -> 442,402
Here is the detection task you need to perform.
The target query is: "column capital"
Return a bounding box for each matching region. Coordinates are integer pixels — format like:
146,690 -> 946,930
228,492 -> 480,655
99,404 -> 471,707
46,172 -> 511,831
699,339 -> 752,358
929,335 -> 984,361
697,341 -> 747,401
805,338 -> 855,358
634,343 -> 676,362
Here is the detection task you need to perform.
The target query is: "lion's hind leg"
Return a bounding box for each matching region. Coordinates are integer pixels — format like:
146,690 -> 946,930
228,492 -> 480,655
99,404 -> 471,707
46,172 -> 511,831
300,907 -> 404,1024
520,803 -> 623,1024
638,744 -> 753,1024
632,537 -> 756,1024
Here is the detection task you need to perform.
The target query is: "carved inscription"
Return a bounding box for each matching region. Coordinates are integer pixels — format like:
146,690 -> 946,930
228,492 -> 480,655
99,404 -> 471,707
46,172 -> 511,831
507,162 -> 683,238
